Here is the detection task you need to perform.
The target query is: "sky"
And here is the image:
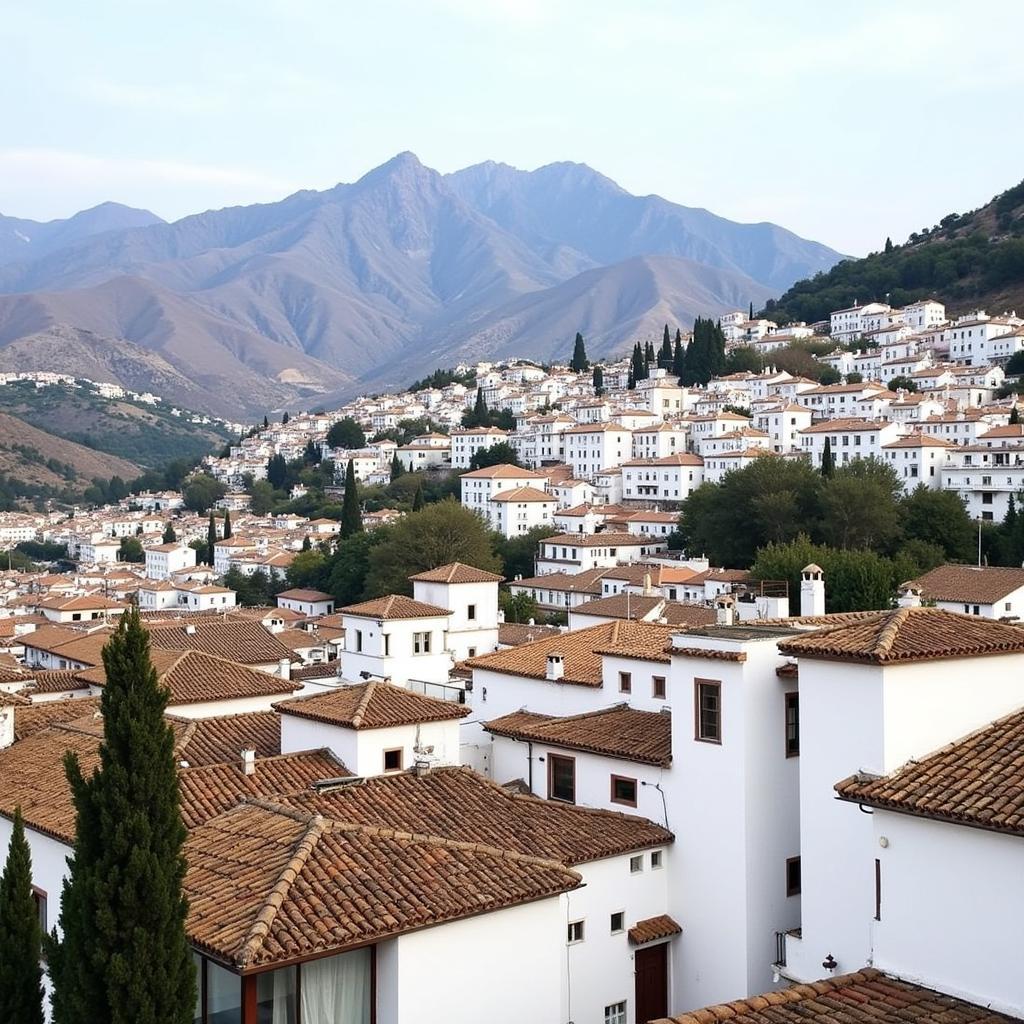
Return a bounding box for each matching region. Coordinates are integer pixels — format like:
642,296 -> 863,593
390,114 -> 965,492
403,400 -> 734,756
2,0 -> 1023,255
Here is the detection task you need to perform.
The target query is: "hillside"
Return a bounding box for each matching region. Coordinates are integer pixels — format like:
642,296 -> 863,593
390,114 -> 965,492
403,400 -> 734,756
762,179 -> 1024,326
0,411 -> 140,508
0,378 -> 231,470
0,153 -> 842,413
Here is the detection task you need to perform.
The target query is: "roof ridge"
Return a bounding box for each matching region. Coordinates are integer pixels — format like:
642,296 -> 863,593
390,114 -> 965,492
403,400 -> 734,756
874,606 -> 911,656
236,809 -> 327,967
174,719 -> 198,753
351,681 -> 377,728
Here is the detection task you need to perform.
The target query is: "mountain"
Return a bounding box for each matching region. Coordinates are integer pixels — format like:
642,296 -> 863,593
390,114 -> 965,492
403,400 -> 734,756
763,179 -> 1024,326
0,202 -> 165,266
0,153 -> 843,413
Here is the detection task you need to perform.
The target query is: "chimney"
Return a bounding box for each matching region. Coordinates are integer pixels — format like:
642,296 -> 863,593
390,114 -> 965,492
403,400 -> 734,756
800,564 -> 826,617
184,624 -> 196,635
715,594 -> 735,626
0,706 -> 13,750
278,657 -> 291,680
241,748 -> 255,776
897,585 -> 922,609
545,652 -> 565,681
642,571 -> 653,596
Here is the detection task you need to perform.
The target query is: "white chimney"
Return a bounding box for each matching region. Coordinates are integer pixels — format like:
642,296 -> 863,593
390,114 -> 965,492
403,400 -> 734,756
184,624 -> 196,635
897,585 -> 922,609
278,657 -> 291,680
0,706 -> 14,750
241,748 -> 256,776
715,595 -> 735,626
642,571 -> 653,596
800,564 -> 826,617
545,652 -> 565,681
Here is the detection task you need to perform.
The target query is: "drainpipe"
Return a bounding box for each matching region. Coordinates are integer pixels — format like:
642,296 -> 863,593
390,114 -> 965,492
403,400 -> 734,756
527,740 -> 534,792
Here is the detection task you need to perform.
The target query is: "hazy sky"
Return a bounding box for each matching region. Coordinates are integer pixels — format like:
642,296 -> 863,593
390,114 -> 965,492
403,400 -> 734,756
2,0 -> 1022,255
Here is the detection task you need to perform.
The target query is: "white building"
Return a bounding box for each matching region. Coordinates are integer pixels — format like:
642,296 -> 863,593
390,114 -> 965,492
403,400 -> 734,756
144,542 -> 198,580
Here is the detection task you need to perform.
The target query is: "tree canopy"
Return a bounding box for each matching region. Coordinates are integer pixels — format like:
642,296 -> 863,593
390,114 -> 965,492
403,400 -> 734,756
326,417 -> 366,450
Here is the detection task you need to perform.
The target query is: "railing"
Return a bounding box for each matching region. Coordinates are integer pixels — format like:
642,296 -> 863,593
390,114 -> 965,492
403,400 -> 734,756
774,930 -> 787,967
408,679 -> 466,704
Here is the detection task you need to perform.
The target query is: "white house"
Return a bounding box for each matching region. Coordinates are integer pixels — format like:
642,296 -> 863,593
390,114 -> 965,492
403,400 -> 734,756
145,542 -> 197,580
621,454 -> 705,504
409,562 -> 503,662
276,588 -> 336,617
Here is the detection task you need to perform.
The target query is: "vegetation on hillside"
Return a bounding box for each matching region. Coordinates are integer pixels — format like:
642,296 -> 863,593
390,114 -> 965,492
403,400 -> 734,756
761,178 -> 1024,326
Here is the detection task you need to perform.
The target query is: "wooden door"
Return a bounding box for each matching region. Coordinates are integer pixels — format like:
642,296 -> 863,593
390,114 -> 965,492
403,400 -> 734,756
634,942 -> 668,1023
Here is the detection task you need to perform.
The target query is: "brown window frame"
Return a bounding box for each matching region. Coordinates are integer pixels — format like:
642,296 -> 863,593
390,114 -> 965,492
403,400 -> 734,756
618,670 -> 632,694
652,675 -> 666,699
785,691 -> 800,757
383,747 -> 403,772
786,856 -> 801,897
610,774 -> 638,808
694,679 -> 722,744
548,753 -> 576,803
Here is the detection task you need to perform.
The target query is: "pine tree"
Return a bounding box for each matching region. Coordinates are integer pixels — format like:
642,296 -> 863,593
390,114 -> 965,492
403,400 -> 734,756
884,237 -> 894,253
282,411 -> 290,424
263,415 -> 269,430
1011,405 -> 1020,425
659,325 -> 673,368
340,459 -> 362,538
412,481 -> 425,512
206,512 -> 216,564
630,343 -> 646,385
390,452 -> 404,481
47,609 -> 195,1024
162,522 -> 176,544
644,339 -> 656,368
223,510 -> 232,540
592,365 -> 604,397
672,337 -> 685,379
749,301 -> 754,320
570,332 -> 589,372
266,453 -> 287,490
821,436 -> 836,478
0,807 -> 45,1024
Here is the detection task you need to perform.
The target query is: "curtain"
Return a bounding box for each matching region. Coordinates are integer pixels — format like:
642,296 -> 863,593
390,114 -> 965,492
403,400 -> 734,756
300,948 -> 371,1024
256,965 -> 297,1024
206,960 -> 242,1024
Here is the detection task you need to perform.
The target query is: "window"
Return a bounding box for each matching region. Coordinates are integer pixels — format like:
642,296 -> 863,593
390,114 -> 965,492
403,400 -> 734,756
652,675 -> 666,699
383,748 -> 403,772
467,646 -> 477,658
695,680 -> 722,743
548,754 -> 576,803
630,854 -> 643,874
467,604 -> 476,621
567,920 -> 585,944
875,858 -> 882,920
605,1002 -> 627,1024
32,886 -> 47,933
610,911 -> 625,934
619,671 -> 632,694
651,850 -> 663,869
786,856 -> 801,897
354,629 -> 363,653
413,631 -> 432,654
383,633 -> 390,656
785,692 -> 800,757
610,775 -> 638,807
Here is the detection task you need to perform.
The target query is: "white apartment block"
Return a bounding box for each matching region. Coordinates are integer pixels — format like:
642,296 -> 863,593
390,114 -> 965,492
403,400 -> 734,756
449,427 -> 510,469
621,454 -> 705,504
798,418 -> 908,469
880,435 -> 953,491
829,301 -> 891,342
563,422 -> 633,479
460,464 -> 549,526
144,542 -> 198,580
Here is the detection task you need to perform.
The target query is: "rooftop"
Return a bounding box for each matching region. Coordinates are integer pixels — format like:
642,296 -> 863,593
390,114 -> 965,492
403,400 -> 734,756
408,562 -> 505,584
274,681 -> 470,730
339,594 -> 452,620
903,564 -> 1024,606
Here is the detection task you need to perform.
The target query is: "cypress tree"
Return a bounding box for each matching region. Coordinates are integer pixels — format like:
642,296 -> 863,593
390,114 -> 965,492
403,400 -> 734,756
263,415 -> 269,430
644,339 -> 656,368
592,365 -> 604,397
266,453 -> 287,490
162,522 -> 176,544
1011,405 -> 1020,425
412,481 -> 425,512
223,509 -> 232,540
282,411 -> 290,424
390,452 -> 404,481
206,511 -> 216,564
672,337 -> 685,380
884,236 -> 894,253
570,332 -> 589,372
675,327 -> 682,345
627,368 -> 636,390
0,807 -> 45,1024
821,437 -> 836,478
301,534 -> 312,552
749,301 -> 754,320
631,343 -> 646,385
340,459 -> 362,538
659,325 -> 673,368
47,609 -> 195,1024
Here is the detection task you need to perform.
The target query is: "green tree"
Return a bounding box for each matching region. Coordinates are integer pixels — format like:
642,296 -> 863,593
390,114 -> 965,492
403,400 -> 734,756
162,522 -> 176,544
287,548 -> 326,589
303,439 -> 322,465
182,474 -> 226,513
570,332 -> 590,372
207,511 -> 217,564
266,453 -> 288,490
493,525 -> 555,581
846,371 -> 864,384
888,375 -> 918,392
412,481 -> 425,512
47,610 -> 194,1024
248,480 -> 276,515
282,411 -> 290,424
364,500 -> 502,597
630,343 -> 647,385
658,325 -> 673,368
723,346 -> 763,374
468,442 -> 521,471
820,437 -> 835,478
1011,405 -> 1021,425
1005,352 -> 1024,376
819,459 -> 902,552
324,530 -> 381,606
900,486 -> 975,561
390,452 -> 404,481
817,366 -> 842,385
0,807 -> 45,1024
222,509 -> 232,539
884,236 -> 893,253
340,459 -> 362,538
672,337 -> 685,379
117,537 -> 144,563
499,590 -> 539,624
592,365 -> 605,396
326,417 -> 366,450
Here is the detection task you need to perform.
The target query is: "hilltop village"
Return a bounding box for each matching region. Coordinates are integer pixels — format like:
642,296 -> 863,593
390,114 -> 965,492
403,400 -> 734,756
2,296 -> 1024,1023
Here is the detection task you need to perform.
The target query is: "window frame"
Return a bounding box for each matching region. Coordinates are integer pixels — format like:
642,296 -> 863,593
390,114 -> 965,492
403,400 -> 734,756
610,774 -> 638,808
629,854 -> 643,874
610,910 -> 625,934
605,1001 -> 627,1024
383,747 -> 403,772
694,678 -> 722,744
618,670 -> 632,694
31,885 -> 47,936
467,603 -> 476,621
786,856 -> 801,897
412,630 -> 432,655
548,753 -> 576,804
785,691 -> 800,757
650,850 -> 663,870
567,919 -> 585,944
652,675 -> 667,699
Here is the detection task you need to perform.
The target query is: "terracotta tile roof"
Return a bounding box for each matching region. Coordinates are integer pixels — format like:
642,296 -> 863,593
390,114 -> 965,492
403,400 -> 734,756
18,624 -> 111,660
903,564 -> 1024,606
799,418 -> 893,433
459,464 -> 546,479
290,659 -> 342,681
275,588 -> 333,602
484,704 -> 671,767
0,690 -> 32,706
340,594 -> 451,620
661,603 -> 720,628
776,608 -> 1024,665
651,968 -> 1013,1024
281,765 -> 672,867
178,749 -> 349,829
148,621 -> 297,666
467,621 -> 676,686
542,531 -> 648,547
0,660 -> 34,685
170,711 -> 281,767
489,486 -> 556,503
27,669 -> 91,694
78,649 -> 298,705
572,594 -> 665,620
835,706 -> 1024,835
184,799 -> 581,969
628,914 -> 682,945
408,562 -> 505,584
274,681 -> 470,730
497,623 -> 564,646
12,697 -> 101,741
511,567 -> 615,595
